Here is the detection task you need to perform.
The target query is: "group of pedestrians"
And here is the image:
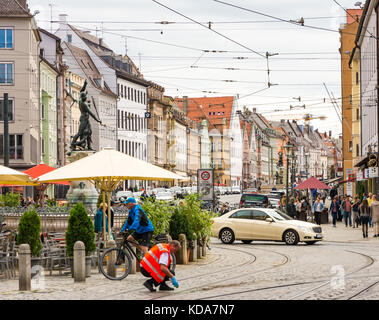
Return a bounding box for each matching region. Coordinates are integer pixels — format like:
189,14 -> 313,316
329,192 -> 379,238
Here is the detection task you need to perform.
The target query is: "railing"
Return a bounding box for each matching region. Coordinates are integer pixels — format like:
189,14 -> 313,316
0,206 -> 130,233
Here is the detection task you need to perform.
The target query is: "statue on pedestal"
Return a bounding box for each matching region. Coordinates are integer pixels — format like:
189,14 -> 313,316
69,79 -> 102,151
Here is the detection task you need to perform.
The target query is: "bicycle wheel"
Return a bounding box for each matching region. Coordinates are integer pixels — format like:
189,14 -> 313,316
99,247 -> 132,280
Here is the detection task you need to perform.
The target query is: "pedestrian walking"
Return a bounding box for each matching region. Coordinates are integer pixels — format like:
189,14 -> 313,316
352,196 -> 361,228
337,195 -> 344,222
301,197 -> 310,221
342,195 -> 352,227
295,197 -> 302,220
312,197 -> 324,225
287,198 -> 296,218
359,199 -> 371,238
371,195 -> 379,237
329,197 -> 338,227
219,203 -> 229,216
368,192 -> 374,228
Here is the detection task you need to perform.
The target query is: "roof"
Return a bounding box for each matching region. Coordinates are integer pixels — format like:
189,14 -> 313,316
174,96 -> 234,130
64,42 -> 117,98
0,0 -> 32,17
69,24 -> 150,87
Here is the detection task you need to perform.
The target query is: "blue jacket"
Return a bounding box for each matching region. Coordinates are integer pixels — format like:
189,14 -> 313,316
94,208 -> 109,232
312,201 -> 324,213
121,204 -> 154,234
329,201 -> 338,213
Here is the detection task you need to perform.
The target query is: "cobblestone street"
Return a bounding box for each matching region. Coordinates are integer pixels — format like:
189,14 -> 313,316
1,221 -> 379,300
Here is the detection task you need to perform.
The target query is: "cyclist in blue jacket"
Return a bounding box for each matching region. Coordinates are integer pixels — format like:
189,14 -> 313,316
121,197 -> 154,254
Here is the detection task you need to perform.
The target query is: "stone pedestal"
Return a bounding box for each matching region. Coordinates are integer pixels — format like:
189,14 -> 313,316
73,241 -> 86,282
66,150 -> 98,212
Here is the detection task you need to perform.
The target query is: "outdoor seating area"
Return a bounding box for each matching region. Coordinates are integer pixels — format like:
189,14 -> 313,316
0,232 -> 111,280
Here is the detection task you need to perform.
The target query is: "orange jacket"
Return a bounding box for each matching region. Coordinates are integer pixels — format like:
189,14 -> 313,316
140,243 -> 171,284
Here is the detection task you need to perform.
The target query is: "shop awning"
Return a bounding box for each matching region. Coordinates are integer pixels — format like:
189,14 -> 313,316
23,164 -> 70,185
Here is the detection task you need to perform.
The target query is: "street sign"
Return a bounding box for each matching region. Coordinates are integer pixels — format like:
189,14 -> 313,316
197,169 -> 214,201
369,167 -> 378,178
144,112 -> 151,119
356,171 -> 364,181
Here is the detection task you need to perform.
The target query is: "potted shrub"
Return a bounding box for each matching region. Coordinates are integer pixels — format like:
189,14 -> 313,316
169,203 -> 195,262
65,202 -> 96,277
17,208 -> 42,277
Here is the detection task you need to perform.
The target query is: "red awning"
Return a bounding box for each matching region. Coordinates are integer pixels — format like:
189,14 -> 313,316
23,164 -> 70,185
294,176 -> 331,190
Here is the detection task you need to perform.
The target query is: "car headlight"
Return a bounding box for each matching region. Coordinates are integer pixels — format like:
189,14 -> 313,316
299,226 -> 311,233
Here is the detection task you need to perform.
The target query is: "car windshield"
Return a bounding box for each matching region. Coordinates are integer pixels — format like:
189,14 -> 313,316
243,194 -> 267,201
268,209 -> 293,221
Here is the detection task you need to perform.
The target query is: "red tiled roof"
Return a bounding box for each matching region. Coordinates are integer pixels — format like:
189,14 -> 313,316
174,96 -> 234,130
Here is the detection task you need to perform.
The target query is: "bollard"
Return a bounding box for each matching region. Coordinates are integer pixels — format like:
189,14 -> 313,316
73,241 -> 86,282
197,238 -> 202,259
130,246 -> 136,274
189,234 -> 197,262
178,234 -> 188,265
19,244 -> 31,291
106,240 -> 116,278
201,236 -> 207,257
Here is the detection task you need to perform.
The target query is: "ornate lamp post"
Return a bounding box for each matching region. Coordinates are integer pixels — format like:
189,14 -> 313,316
283,142 -> 294,213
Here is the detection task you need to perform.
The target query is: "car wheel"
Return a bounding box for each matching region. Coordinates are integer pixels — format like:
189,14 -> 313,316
305,241 -> 318,245
241,240 -> 253,244
283,229 -> 299,245
220,228 -> 235,244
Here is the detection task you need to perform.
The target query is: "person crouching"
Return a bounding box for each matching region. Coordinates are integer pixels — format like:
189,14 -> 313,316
140,240 -> 181,292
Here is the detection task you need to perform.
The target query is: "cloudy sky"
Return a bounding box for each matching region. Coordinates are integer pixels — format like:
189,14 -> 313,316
28,0 -> 361,137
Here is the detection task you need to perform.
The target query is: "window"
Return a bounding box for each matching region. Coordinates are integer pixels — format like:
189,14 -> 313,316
252,210 -> 268,221
0,98 -> 13,121
230,210 -> 252,219
356,144 -> 359,157
131,88 -> 133,101
0,28 -> 13,49
0,63 -> 13,84
117,110 -> 120,128
356,108 -> 359,121
121,85 -> 123,98
348,140 -> 353,153
356,72 -> 359,85
67,34 -> 72,43
117,84 -> 120,97
128,87 -> 130,100
0,134 -> 23,159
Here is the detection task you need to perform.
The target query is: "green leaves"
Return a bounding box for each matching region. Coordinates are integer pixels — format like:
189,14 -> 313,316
0,192 -> 20,207
141,200 -> 172,236
17,208 -> 42,257
65,202 -> 96,257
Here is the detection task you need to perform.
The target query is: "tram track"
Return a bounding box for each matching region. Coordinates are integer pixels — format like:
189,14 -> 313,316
149,244 -> 290,300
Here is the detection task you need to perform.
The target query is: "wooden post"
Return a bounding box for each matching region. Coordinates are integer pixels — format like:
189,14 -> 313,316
107,191 -> 112,241
102,190 -> 107,243
178,233 -> 187,264
73,241 -> 86,282
189,233 -> 197,262
106,240 -> 116,278
19,244 -> 31,291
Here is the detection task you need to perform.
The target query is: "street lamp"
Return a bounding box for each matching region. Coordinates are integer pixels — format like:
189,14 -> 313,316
283,142 -> 294,213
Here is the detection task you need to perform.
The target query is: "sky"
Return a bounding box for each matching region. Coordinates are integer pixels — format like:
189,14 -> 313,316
28,0 -> 361,137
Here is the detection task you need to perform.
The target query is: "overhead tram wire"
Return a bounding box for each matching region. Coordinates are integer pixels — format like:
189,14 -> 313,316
151,0 -> 266,59
211,0 -> 371,38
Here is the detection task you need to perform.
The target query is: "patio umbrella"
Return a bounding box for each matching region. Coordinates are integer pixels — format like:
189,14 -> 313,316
36,148 -> 184,241
23,164 -> 70,206
0,164 -> 37,186
294,177 -> 331,190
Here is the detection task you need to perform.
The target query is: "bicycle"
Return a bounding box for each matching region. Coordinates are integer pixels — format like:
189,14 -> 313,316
99,231 -> 176,281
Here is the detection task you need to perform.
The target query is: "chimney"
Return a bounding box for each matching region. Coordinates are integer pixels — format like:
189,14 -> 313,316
183,96 -> 188,115
59,14 -> 68,30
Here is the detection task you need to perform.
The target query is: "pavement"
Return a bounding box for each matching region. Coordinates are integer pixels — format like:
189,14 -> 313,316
1,217 -> 379,300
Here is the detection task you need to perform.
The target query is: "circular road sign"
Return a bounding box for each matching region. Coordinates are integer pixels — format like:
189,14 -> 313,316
201,171 -> 211,181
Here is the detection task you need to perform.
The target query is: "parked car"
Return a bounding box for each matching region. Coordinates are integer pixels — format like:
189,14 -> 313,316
115,191 -> 133,203
182,187 -> 192,195
270,190 -> 285,197
155,191 -> 174,202
133,191 -> 143,201
191,186 -> 198,194
212,208 -> 323,245
170,186 -> 183,198
239,193 -> 269,208
152,188 -> 166,194
232,186 -> 241,194
243,188 -> 258,193
268,198 -> 281,208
